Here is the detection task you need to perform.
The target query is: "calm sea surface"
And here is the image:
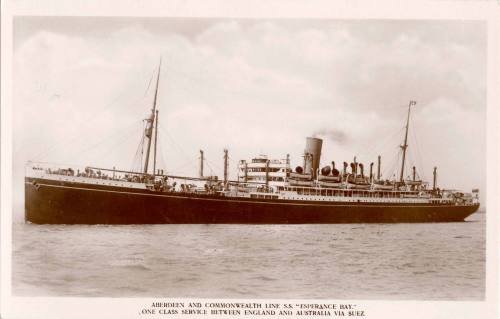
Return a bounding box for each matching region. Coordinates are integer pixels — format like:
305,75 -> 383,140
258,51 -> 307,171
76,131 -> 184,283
12,212 -> 485,300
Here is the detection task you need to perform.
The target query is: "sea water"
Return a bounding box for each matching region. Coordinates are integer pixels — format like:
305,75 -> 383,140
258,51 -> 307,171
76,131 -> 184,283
12,212 -> 485,300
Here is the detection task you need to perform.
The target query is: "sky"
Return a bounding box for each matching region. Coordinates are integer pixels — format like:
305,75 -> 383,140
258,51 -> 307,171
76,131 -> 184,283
12,17 -> 487,216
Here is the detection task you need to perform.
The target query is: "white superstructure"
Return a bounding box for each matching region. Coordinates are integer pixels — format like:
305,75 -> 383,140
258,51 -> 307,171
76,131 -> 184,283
237,155 -> 291,190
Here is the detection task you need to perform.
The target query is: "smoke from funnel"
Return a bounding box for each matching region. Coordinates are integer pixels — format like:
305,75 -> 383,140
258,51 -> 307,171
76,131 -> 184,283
313,128 -> 348,145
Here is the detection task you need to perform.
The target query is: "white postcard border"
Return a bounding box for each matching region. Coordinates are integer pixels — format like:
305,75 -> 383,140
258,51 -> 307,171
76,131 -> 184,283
1,1 -> 499,318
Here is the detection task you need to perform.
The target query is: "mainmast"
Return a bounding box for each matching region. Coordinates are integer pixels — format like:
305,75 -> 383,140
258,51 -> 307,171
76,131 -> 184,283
144,58 -> 162,174
153,109 -> 159,177
399,100 -> 416,183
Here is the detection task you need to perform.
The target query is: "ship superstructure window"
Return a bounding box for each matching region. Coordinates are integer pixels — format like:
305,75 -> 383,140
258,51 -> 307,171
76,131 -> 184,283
246,167 -> 282,173
252,159 -> 268,163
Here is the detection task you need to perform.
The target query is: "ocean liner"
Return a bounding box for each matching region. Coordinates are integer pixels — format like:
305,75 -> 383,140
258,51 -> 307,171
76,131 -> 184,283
24,62 -> 480,224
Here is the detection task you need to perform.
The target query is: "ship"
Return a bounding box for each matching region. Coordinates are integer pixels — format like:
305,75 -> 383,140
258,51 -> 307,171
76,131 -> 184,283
24,62 -> 480,224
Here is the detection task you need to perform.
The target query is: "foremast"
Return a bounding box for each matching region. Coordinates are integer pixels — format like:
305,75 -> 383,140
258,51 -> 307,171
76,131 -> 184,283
143,58 -> 162,175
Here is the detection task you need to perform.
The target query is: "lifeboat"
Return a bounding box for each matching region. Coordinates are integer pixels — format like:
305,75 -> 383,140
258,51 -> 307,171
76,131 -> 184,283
288,179 -> 313,187
347,182 -> 371,190
318,175 -> 341,182
318,180 -> 342,188
318,163 -> 341,184
345,174 -> 371,189
372,181 -> 394,191
289,172 -> 312,180
405,180 -> 423,186
289,166 -> 312,180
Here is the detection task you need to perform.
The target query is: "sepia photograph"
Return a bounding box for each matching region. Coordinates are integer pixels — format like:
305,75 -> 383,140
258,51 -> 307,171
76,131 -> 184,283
1,1 -> 499,318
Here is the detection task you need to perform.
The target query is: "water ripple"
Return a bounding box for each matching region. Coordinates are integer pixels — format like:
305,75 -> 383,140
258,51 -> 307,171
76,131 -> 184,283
12,213 -> 486,299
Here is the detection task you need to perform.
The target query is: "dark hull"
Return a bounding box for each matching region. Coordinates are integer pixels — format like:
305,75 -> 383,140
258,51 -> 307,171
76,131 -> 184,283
25,177 -> 479,224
